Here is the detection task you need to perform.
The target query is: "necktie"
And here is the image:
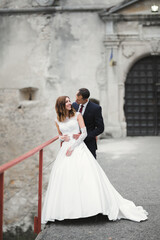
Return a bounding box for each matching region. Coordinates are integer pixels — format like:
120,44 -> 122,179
79,104 -> 84,113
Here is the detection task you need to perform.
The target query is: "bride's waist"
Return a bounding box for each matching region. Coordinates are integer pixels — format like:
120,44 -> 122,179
64,133 -> 79,140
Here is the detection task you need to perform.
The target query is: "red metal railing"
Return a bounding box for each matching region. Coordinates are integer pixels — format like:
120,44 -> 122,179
0,136 -> 59,240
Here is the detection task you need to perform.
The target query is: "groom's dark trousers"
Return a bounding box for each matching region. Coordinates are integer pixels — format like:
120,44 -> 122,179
72,101 -> 104,159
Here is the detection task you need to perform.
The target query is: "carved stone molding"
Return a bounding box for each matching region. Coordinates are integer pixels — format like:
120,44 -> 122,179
99,13 -> 160,23
36,0 -> 55,7
104,34 -> 120,47
150,40 -> 160,55
122,45 -> 135,58
96,53 -> 107,88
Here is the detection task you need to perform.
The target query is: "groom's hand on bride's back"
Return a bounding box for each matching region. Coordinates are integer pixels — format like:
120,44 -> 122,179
73,133 -> 81,140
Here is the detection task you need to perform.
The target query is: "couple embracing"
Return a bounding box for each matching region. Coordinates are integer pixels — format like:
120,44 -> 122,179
42,88 -> 148,224
65,88 -> 104,159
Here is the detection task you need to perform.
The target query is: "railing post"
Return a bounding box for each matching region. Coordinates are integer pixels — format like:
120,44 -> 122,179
34,149 -> 43,234
0,136 -> 58,236
38,149 -> 43,233
0,172 -> 4,240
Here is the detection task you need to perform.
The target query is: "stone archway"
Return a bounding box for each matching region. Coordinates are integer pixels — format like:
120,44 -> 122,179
124,55 -> 160,136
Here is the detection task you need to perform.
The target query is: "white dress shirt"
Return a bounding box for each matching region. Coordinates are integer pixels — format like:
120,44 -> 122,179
78,100 -> 89,115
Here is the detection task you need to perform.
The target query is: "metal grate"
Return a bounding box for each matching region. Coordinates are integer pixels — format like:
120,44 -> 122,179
124,56 -> 160,136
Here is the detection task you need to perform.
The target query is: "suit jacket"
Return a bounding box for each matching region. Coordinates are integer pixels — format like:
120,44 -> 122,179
72,101 -> 104,152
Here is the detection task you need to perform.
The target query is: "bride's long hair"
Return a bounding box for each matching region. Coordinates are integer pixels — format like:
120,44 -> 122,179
55,96 -> 76,122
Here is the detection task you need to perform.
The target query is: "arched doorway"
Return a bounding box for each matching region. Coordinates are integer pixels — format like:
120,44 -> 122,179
124,56 -> 160,136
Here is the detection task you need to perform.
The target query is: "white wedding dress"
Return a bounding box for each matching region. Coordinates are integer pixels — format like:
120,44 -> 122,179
41,112 -> 148,224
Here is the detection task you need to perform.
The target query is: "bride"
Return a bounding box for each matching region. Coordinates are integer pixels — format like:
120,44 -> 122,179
41,96 -> 148,224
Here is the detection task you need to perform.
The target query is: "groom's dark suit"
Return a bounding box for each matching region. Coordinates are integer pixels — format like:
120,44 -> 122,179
72,101 -> 104,158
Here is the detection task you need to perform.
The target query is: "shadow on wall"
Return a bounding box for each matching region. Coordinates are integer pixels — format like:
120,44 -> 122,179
89,98 -> 100,105
3,226 -> 37,240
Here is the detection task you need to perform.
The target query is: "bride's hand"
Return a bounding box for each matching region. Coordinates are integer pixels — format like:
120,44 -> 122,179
63,135 -> 70,142
66,147 -> 73,156
60,135 -> 70,142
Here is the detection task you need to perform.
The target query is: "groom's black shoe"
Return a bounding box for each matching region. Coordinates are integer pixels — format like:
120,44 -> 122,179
93,214 -> 109,223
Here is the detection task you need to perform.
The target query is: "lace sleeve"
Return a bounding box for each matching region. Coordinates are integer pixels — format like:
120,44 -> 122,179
70,127 -> 87,151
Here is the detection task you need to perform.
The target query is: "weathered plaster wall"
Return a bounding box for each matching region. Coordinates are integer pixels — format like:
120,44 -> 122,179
0,15 -> 50,90
0,0 -> 32,8
47,12 -> 105,99
0,9 -> 106,162
0,13 -> 57,156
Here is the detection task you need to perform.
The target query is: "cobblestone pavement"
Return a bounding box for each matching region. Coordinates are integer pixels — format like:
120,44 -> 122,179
36,137 -> 160,240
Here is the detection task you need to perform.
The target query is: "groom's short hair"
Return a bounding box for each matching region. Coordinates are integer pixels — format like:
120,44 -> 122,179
78,88 -> 90,99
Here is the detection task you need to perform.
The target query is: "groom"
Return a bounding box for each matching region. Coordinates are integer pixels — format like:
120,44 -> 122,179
72,88 -> 104,159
